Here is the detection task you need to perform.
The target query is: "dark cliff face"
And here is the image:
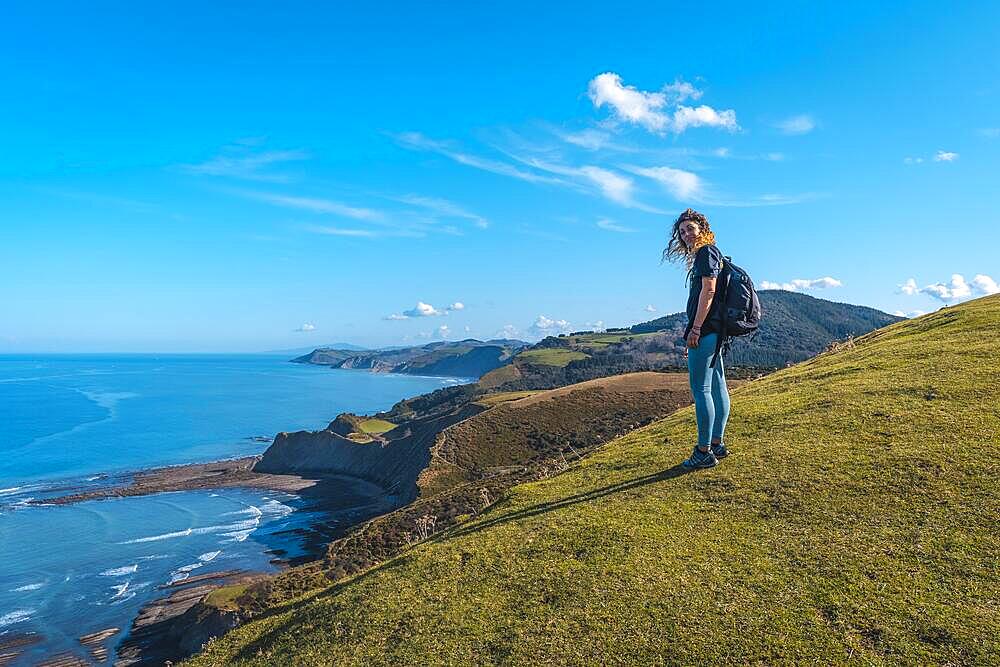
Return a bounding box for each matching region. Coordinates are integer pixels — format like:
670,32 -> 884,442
254,403 -> 486,504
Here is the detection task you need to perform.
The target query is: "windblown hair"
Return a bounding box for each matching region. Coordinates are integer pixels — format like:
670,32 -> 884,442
661,208 -> 717,271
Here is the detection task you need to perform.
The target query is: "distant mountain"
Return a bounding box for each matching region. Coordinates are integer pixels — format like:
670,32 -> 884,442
478,291 -> 903,391
293,339 -> 530,379
631,289 -> 904,367
262,342 -> 368,356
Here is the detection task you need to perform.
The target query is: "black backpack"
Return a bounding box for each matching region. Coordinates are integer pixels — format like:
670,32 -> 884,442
709,255 -> 762,368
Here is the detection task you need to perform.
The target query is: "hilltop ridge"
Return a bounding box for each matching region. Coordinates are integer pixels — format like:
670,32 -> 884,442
188,294 -> 1000,665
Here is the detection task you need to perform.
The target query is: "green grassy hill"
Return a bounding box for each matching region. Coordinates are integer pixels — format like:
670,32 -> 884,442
187,295 -> 999,665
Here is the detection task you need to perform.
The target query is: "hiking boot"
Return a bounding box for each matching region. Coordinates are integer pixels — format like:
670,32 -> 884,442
682,446 -> 718,469
711,442 -> 729,458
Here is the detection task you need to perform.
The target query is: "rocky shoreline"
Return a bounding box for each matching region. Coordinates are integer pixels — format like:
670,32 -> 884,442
16,457 -> 400,666
33,456 -> 346,506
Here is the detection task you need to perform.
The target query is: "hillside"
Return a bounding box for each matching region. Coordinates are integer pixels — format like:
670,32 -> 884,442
477,291 -> 901,392
294,339 -> 528,378
187,294 -> 999,665
630,289 -> 904,366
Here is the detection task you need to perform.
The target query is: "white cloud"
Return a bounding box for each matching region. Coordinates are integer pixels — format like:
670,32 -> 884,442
496,324 -> 520,339
892,309 -> 926,318
973,274 -> 1000,295
588,72 -> 669,132
934,150 -> 959,162
644,304 -> 657,313
294,323 -> 316,332
585,320 -> 606,332
527,315 -> 572,338
587,72 -> 737,135
663,79 -> 703,103
761,277 -> 843,291
464,325 -> 472,333
447,302 -> 465,311
404,301 -> 444,317
775,115 -> 816,135
436,325 -> 450,339
762,152 -> 785,162
578,166 -> 634,205
899,273 -> 998,303
903,157 -> 925,165
671,104 -> 739,133
596,218 -> 635,233
625,165 -> 702,200
384,313 -> 409,321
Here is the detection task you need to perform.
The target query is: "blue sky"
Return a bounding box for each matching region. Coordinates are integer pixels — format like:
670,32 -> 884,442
2,1 -> 998,352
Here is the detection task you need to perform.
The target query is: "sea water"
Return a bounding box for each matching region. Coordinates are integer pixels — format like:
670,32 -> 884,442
0,354 -> 466,663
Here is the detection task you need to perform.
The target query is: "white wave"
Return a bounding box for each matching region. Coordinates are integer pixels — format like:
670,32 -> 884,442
138,554 -> 171,561
167,562 -> 205,584
101,564 -> 138,576
110,582 -> 130,599
224,506 -> 263,518
10,583 -> 44,592
0,609 -> 34,627
198,550 -> 222,562
221,529 -> 254,543
121,528 -> 193,544
260,499 -> 293,517
0,487 -> 21,495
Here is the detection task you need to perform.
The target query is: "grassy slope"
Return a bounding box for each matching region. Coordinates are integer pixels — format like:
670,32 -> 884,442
516,348 -> 590,367
189,296 -> 999,665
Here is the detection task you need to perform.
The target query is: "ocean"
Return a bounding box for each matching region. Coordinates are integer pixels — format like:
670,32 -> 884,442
0,354 -> 465,663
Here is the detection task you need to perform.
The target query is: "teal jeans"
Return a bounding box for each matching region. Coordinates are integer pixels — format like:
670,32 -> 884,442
687,332 -> 731,446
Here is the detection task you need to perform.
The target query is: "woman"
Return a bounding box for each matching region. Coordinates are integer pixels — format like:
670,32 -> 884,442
662,208 -> 731,469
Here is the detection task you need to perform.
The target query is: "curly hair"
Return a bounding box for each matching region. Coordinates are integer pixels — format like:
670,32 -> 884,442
661,208 -> 717,271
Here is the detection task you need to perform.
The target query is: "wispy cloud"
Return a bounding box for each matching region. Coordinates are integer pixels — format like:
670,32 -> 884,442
302,225 -> 382,238
596,218 -> 635,233
774,114 -> 816,135
181,145 -> 308,182
587,72 -> 738,135
624,165 -> 702,200
294,323 -> 316,332
394,132 -> 563,185
905,150 -> 959,164
392,194 -> 489,229
239,190 -> 384,221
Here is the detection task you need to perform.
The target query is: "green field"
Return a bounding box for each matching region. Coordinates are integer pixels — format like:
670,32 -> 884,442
357,418 -> 395,434
187,295 -> 999,665
515,348 -> 589,367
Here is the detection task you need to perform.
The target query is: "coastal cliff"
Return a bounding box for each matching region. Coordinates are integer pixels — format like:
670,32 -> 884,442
254,403 -> 486,504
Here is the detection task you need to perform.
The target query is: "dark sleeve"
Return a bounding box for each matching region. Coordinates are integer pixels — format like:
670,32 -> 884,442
692,245 -> 722,278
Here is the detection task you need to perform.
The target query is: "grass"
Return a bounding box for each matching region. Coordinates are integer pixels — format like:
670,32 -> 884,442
203,584 -> 249,612
515,348 -> 590,367
357,418 -> 395,434
473,390 -> 540,407
186,295 -> 1000,666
